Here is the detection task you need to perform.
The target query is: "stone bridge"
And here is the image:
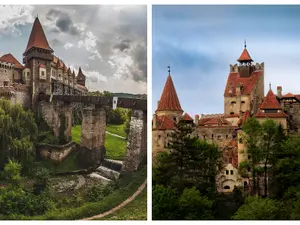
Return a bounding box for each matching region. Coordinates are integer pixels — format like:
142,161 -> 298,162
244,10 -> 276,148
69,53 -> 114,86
38,93 -> 147,172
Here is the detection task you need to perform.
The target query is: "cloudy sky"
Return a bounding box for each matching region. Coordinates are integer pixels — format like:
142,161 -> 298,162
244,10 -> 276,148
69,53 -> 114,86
153,5 -> 300,116
0,5 -> 147,94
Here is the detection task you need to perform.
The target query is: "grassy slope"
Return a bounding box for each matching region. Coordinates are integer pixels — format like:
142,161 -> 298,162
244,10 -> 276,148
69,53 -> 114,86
100,188 -> 147,220
0,167 -> 147,220
106,124 -> 127,138
72,125 -> 127,160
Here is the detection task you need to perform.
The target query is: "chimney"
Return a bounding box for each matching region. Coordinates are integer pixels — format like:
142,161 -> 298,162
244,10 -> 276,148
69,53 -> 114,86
195,114 -> 199,125
153,114 -> 157,129
277,86 -> 282,98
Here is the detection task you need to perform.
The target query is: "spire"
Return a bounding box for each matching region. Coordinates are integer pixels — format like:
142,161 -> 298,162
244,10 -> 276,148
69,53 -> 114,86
237,40 -> 253,63
167,65 -> 171,75
269,82 -> 271,90
24,17 -> 53,54
156,72 -> 183,112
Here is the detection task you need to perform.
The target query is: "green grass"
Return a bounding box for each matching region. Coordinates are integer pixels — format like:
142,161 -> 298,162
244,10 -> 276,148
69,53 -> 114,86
100,188 -> 147,220
71,125 -> 127,160
106,124 -> 127,138
0,167 -> 147,220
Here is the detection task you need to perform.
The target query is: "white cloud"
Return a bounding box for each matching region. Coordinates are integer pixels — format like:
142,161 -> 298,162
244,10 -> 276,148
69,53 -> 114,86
64,42 -> 74,49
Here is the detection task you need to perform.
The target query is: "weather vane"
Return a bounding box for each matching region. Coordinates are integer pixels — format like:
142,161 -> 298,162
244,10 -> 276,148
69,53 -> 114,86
269,82 -> 271,90
244,39 -> 247,48
167,65 -> 171,75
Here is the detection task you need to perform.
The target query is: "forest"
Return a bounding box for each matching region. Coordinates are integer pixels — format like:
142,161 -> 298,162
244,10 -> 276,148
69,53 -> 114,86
153,118 -> 300,220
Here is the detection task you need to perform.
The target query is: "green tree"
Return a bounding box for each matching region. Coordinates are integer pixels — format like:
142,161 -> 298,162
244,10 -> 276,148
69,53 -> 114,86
2,159 -> 22,187
0,99 -> 37,170
271,136 -> 300,199
178,187 -> 213,220
152,185 -> 180,220
232,196 -> 279,220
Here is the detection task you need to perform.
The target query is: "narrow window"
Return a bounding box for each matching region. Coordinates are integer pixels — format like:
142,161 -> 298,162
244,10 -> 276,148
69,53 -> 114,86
230,170 -> 233,175
226,170 -> 229,175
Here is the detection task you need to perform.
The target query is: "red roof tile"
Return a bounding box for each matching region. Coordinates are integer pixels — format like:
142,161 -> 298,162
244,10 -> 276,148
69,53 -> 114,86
198,117 -> 213,126
155,115 -> 175,130
203,117 -> 229,126
156,74 -> 183,112
255,111 -> 287,118
24,17 -> 53,53
237,48 -> 253,62
0,53 -> 24,69
182,113 -> 193,121
224,71 -> 263,97
76,84 -> 88,91
260,89 -> 282,109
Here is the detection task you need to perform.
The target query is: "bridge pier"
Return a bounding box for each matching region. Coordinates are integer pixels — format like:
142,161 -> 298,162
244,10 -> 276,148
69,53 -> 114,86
122,109 -> 147,172
79,105 -> 106,169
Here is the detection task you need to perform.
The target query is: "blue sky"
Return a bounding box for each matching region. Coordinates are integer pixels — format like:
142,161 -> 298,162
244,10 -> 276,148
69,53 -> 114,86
152,5 -> 300,117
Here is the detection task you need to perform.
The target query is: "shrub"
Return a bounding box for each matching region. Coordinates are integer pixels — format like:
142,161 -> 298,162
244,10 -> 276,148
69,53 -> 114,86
87,184 -> 116,202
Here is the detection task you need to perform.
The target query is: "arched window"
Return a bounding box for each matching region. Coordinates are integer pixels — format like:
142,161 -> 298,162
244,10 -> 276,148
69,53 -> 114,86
223,185 -> 230,189
230,112 -> 235,115
231,101 -> 236,104
241,101 -> 245,104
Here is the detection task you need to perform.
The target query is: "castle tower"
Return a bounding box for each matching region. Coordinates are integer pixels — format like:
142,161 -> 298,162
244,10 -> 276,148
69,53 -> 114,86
224,41 -> 264,117
77,67 -> 86,87
23,16 -> 54,108
155,70 -> 183,120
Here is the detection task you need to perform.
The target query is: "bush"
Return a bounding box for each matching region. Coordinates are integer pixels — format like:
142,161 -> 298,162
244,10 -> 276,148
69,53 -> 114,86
87,184 -> 116,202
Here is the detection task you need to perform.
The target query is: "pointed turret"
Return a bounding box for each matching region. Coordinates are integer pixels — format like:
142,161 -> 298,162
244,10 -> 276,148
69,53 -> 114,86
156,71 -> 183,113
77,67 -> 86,86
237,40 -> 253,63
24,17 -> 53,54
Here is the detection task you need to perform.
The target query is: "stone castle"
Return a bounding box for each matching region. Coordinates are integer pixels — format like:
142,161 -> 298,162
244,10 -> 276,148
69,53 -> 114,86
152,43 -> 300,193
0,16 -> 88,109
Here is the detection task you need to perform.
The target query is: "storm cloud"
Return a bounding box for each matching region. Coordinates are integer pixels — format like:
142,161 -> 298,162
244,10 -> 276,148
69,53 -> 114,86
0,5 -> 147,94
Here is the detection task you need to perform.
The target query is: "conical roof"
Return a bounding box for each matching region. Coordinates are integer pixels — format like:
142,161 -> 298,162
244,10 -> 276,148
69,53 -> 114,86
24,17 -> 53,54
260,89 -> 282,109
156,74 -> 183,112
237,42 -> 253,62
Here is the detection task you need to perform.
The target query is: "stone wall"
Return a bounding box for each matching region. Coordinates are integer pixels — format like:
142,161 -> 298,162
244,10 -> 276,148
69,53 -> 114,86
122,109 -> 147,172
79,105 -> 106,169
38,141 -> 76,163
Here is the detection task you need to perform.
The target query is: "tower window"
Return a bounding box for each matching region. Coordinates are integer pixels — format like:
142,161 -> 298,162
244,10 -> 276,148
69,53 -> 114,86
230,112 -> 234,115
230,170 -> 233,175
226,134 -> 228,139
231,101 -> 236,104
4,81 -> 8,87
224,185 -> 230,190
241,101 -> 245,104
226,170 -> 229,175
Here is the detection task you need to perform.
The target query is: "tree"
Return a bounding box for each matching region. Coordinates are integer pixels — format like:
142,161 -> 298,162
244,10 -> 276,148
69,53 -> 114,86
178,187 -> 213,220
0,98 -> 37,170
271,136 -> 300,199
152,185 -> 180,220
154,119 -> 222,195
2,159 -> 22,187
232,196 -> 279,220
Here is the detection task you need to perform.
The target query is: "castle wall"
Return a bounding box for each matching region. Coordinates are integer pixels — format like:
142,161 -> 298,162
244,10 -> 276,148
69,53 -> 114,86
196,126 -> 236,144
282,101 -> 300,133
152,129 -> 172,155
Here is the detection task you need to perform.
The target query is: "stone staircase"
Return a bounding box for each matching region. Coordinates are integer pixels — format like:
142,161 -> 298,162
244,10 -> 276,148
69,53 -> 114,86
88,158 -> 123,185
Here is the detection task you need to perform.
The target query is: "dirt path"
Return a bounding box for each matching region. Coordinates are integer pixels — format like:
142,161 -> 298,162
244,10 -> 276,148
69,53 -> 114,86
106,131 -> 126,139
80,179 -> 147,220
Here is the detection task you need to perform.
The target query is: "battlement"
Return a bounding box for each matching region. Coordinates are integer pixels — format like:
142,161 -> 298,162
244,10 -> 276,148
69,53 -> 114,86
0,60 -> 15,69
230,62 -> 264,73
200,113 -> 224,118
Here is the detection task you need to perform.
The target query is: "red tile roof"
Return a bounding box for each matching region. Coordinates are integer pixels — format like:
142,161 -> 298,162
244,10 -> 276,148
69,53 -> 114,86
76,84 -> 88,91
255,111 -> 287,118
282,92 -> 294,98
155,115 -> 175,130
237,48 -> 253,62
260,89 -> 281,109
202,117 -> 230,126
182,113 -> 193,121
224,71 -> 263,97
0,53 -> 24,69
24,17 -> 53,53
156,74 -> 183,112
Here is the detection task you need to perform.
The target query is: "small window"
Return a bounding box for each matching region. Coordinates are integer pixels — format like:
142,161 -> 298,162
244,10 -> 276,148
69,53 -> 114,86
230,170 -> 233,175
27,72 -> 29,76
231,101 -> 236,104
224,185 -> 230,189
230,112 -> 234,115
241,101 -> 245,104
218,135 -> 221,139
212,134 -> 214,139
225,134 -> 228,139
226,170 -> 229,175
158,135 -> 161,139
41,71 -> 45,76
248,155 -> 251,160
173,117 -> 176,122
4,81 -> 8,87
